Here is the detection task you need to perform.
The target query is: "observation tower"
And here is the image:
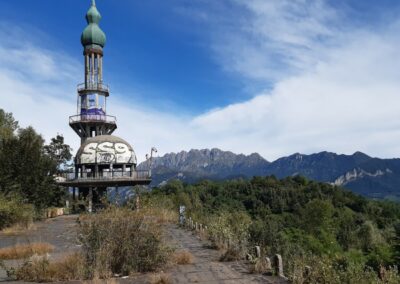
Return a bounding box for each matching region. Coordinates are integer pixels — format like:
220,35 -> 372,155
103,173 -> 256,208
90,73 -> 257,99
58,0 -> 154,211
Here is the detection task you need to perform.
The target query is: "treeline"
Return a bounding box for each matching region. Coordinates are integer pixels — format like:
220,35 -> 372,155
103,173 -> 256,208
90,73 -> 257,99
146,176 -> 400,282
0,109 -> 72,228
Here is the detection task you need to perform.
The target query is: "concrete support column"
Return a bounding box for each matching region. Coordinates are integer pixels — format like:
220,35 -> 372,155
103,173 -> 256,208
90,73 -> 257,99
136,191 -> 140,211
88,187 -> 93,213
91,53 -> 95,84
77,94 -> 80,115
96,54 -> 100,83
85,54 -> 90,87
115,186 -> 119,206
99,56 -> 103,83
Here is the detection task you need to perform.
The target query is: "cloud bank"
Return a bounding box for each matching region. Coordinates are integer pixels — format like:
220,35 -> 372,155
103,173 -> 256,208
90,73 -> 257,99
1,1 -> 400,161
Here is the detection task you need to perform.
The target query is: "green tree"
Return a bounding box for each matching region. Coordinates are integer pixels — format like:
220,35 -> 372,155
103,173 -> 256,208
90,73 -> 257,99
0,109 -> 72,208
44,134 -> 73,172
392,222 -> 400,266
0,109 -> 18,142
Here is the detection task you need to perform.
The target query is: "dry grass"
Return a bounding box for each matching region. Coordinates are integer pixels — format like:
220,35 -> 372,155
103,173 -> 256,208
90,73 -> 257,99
14,253 -> 85,282
149,272 -> 172,284
249,258 -> 271,274
0,242 -> 54,260
142,207 -> 178,224
173,250 -> 194,265
199,229 -> 209,241
1,223 -> 36,236
82,279 -> 118,284
46,207 -> 64,219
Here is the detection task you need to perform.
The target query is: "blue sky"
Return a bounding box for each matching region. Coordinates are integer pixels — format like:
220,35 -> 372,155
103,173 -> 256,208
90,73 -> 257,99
1,0 -> 400,161
0,0 -> 251,113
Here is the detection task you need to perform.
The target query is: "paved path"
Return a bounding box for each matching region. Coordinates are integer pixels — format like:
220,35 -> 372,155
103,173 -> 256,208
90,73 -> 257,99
165,224 -> 287,284
0,215 -> 79,253
0,217 -> 287,283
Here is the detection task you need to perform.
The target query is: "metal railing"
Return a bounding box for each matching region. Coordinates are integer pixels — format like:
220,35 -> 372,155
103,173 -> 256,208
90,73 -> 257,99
69,114 -> 117,124
77,82 -> 110,93
57,170 -> 151,182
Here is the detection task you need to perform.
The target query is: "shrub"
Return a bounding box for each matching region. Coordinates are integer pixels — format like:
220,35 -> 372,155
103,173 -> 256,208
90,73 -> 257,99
249,257 -> 271,274
78,207 -> 172,278
288,254 -> 400,284
13,253 -> 85,282
0,194 -> 34,230
207,210 -> 251,261
149,272 -> 172,284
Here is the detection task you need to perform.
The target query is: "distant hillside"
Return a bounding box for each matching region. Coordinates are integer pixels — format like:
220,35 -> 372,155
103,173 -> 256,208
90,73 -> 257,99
139,149 -> 400,200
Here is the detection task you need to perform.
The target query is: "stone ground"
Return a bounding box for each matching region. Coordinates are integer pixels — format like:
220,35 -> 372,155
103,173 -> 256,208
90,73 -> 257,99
0,215 -> 80,283
0,217 -> 287,284
164,225 -> 287,284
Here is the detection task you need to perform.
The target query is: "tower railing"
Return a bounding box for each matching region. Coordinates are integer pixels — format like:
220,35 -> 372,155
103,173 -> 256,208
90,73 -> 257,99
56,170 -> 151,182
77,82 -> 110,93
69,114 -> 117,124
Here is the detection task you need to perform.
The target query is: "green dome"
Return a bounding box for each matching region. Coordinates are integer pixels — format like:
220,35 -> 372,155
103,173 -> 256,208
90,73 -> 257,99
81,0 -> 106,48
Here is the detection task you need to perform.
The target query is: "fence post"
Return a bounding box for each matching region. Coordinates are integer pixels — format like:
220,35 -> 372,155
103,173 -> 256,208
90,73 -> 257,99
265,257 -> 272,273
255,246 -> 261,258
273,254 -> 285,278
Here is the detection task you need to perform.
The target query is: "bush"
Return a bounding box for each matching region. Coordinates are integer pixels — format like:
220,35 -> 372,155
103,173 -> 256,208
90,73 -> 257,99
13,253 -> 85,282
288,254 -> 400,284
0,194 -> 34,230
207,210 -> 251,261
78,207 -> 172,278
150,272 -> 172,284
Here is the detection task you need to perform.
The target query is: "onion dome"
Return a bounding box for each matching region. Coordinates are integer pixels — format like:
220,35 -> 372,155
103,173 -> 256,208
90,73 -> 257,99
76,135 -> 137,165
81,0 -> 106,49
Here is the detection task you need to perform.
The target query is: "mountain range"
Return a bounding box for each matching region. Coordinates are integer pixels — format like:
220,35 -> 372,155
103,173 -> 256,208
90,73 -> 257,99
138,149 -> 400,200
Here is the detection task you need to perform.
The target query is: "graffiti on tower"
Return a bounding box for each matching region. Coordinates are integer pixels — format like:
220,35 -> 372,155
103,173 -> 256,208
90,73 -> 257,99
80,142 -> 136,164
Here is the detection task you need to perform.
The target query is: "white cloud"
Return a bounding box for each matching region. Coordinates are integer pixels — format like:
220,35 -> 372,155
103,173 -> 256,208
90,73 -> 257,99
1,0 -> 400,163
203,0 -> 342,82
184,0 -> 400,159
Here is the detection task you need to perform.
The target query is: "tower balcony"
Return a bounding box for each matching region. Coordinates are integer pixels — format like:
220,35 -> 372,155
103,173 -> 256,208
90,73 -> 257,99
56,169 -> 152,187
69,114 -> 117,125
69,114 -> 117,138
77,82 -> 110,95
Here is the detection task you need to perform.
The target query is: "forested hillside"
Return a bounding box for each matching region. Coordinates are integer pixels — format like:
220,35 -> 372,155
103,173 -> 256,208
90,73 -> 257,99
146,177 -> 400,282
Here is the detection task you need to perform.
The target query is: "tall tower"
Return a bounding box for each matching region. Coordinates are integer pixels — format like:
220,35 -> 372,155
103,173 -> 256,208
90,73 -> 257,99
70,0 -> 116,144
58,0 -> 152,211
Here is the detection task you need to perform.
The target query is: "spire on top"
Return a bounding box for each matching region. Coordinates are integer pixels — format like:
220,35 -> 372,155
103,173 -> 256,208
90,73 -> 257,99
81,0 -> 106,49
